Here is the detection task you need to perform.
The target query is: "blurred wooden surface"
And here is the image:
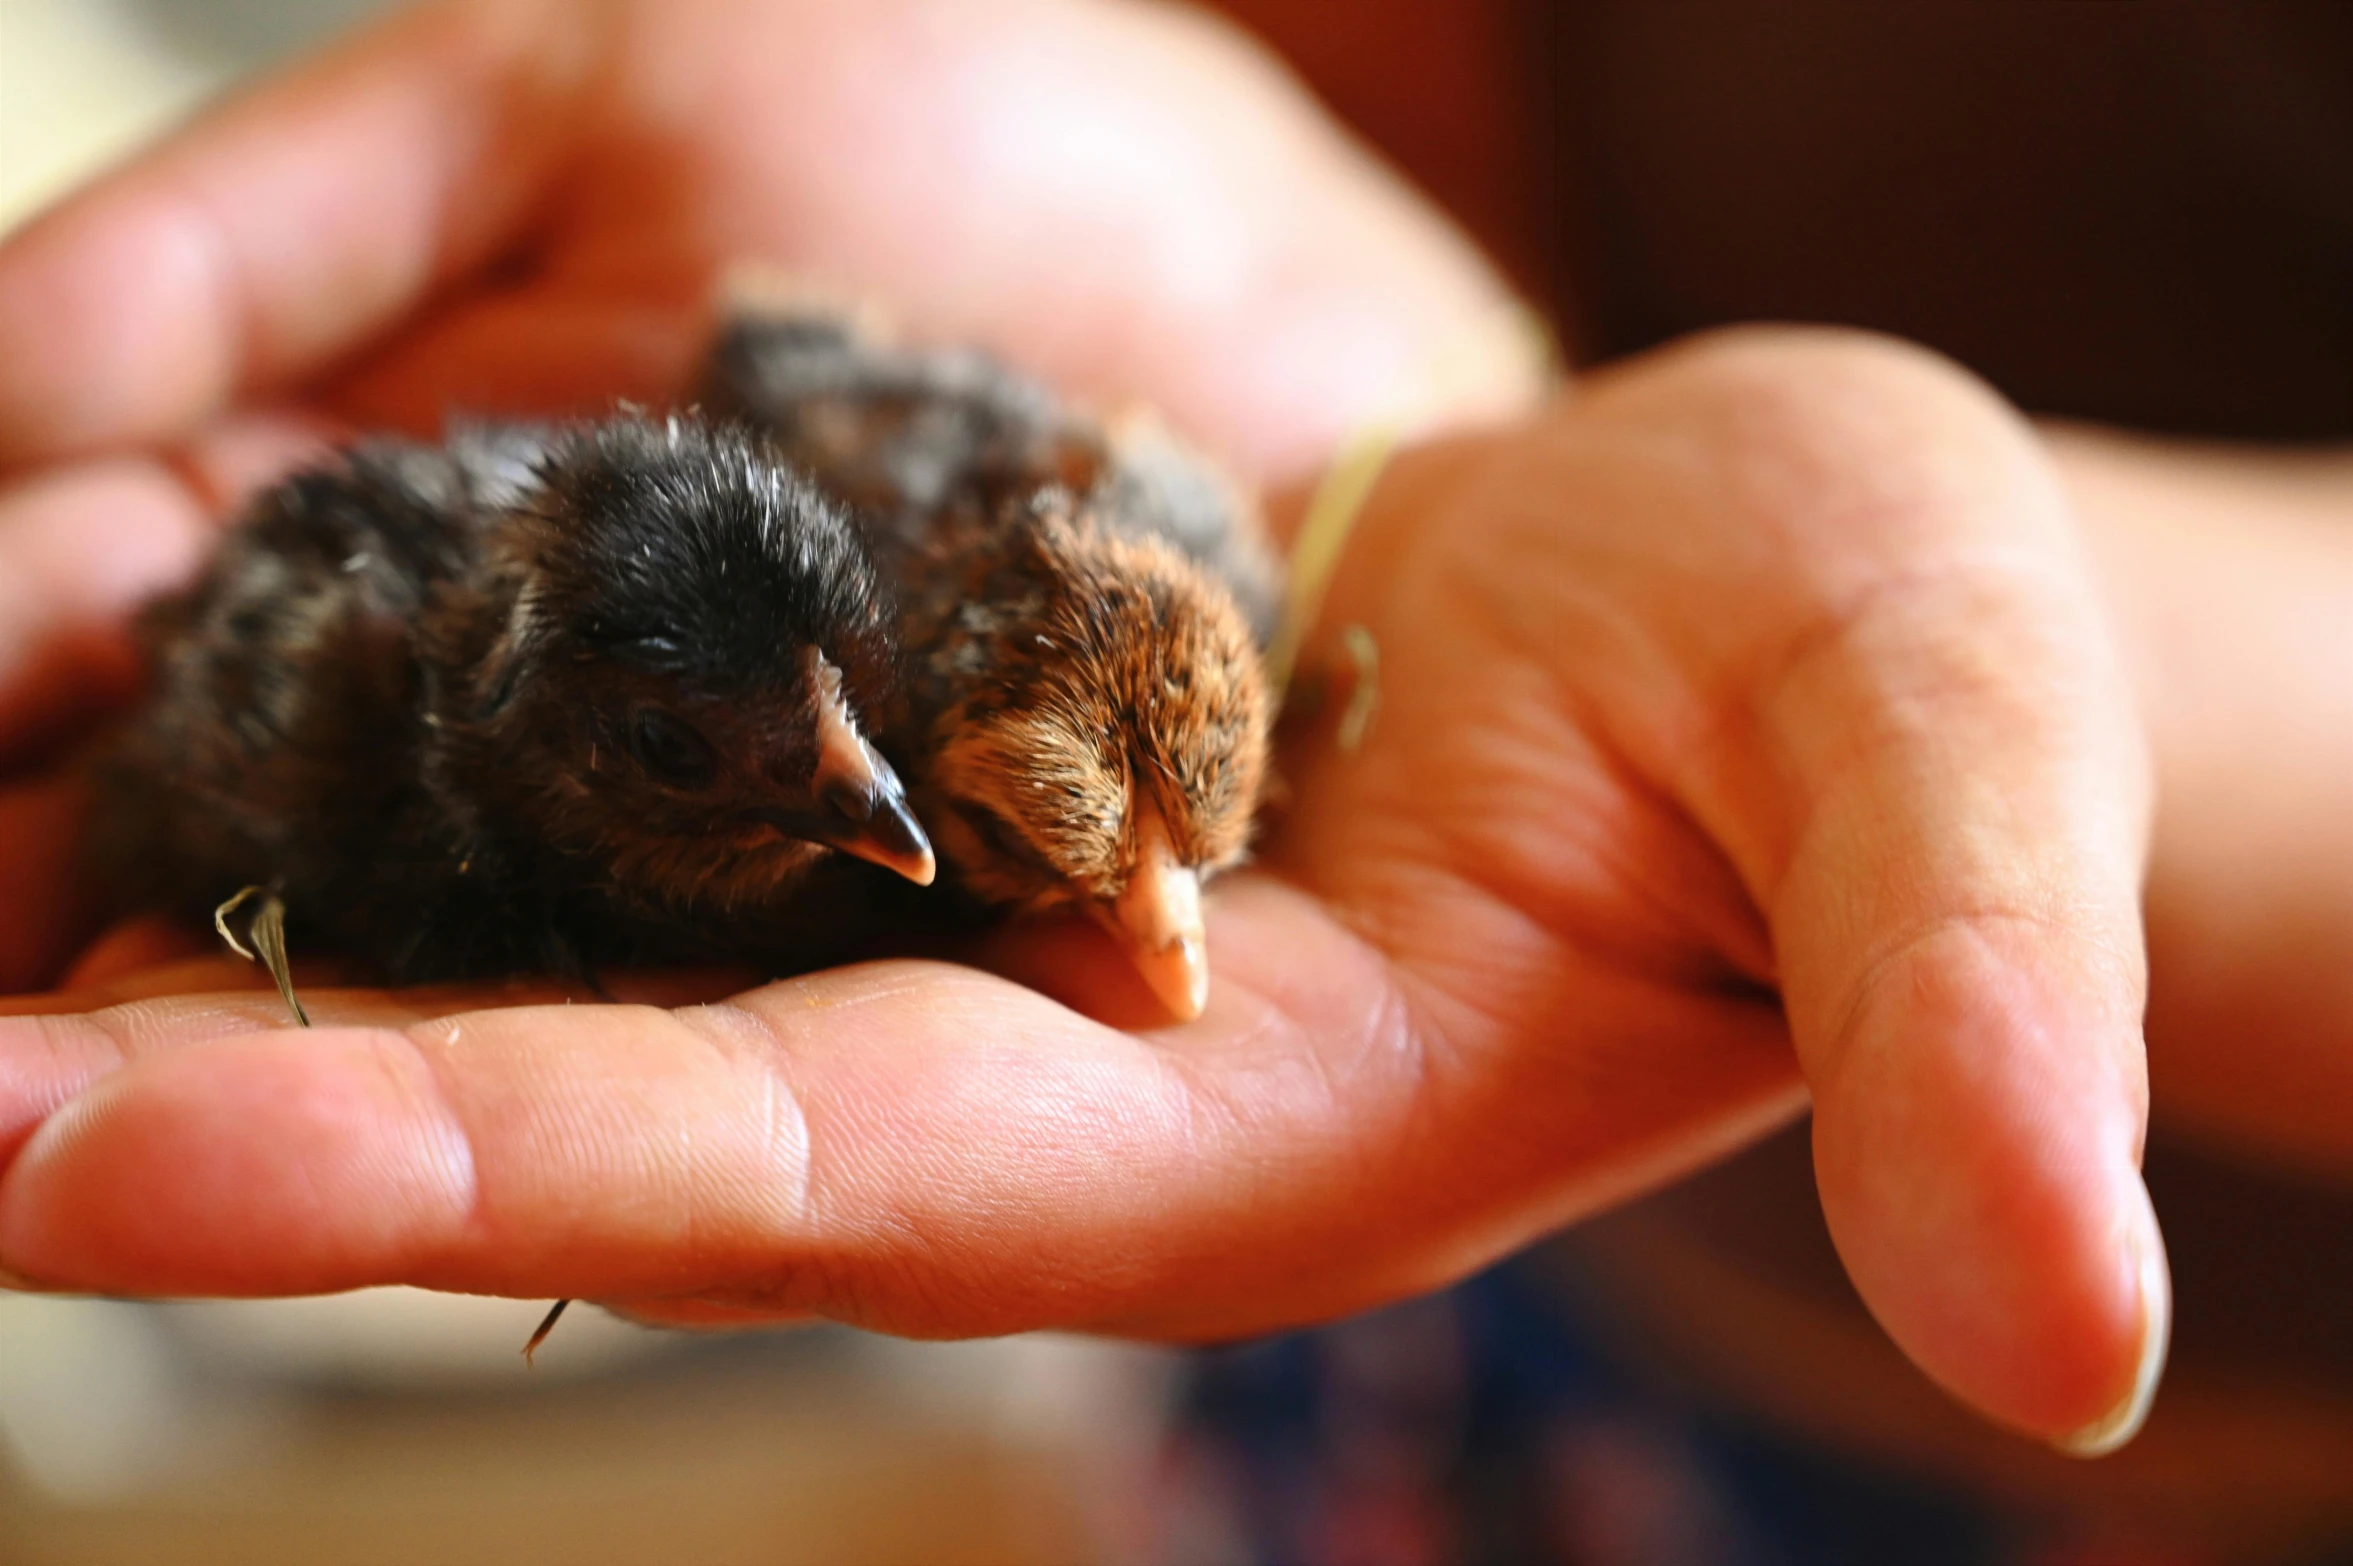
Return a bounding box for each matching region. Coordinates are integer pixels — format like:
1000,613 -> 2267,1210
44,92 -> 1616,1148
0,1330 -> 1106,1566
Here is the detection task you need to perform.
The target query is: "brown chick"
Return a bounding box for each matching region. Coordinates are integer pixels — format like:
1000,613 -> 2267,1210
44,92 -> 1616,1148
701,307 -> 1282,1018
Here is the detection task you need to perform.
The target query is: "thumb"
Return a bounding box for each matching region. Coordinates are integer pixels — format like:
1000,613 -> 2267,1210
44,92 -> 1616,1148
1610,331 -> 2165,1453
1773,539 -> 2162,1455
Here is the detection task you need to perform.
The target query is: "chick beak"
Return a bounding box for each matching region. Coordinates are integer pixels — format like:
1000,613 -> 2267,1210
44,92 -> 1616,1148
1108,804 -> 1210,1021
810,652 -> 936,886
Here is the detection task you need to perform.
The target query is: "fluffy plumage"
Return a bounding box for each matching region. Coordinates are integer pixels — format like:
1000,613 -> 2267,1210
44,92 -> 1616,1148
91,413 -> 933,983
702,308 -> 1282,1018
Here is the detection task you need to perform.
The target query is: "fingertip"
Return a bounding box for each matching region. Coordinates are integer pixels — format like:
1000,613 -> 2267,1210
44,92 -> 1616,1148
0,457 -> 216,761
0,0 -> 600,464
0,191 -> 236,466
1810,922 -> 2162,1447
0,456 -> 216,634
0,1028 -> 475,1295
170,409 -> 346,516
2052,1192 -> 2170,1458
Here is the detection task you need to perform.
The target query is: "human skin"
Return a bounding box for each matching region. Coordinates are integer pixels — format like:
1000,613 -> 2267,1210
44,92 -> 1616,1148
1217,0 -> 2353,1190
0,0 -> 2233,1456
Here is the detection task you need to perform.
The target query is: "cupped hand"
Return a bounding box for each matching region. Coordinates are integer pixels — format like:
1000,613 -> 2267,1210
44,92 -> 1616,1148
0,0 -> 2160,1455
0,0 -> 1528,973
0,0 -> 1526,482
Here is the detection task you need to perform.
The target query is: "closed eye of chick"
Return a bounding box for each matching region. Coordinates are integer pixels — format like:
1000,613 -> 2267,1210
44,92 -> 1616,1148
703,305 -> 1282,1019
90,412 -> 934,985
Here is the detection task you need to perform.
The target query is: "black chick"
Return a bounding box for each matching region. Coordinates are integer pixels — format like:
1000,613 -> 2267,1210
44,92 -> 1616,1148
701,306 -> 1282,1020
90,412 -> 935,985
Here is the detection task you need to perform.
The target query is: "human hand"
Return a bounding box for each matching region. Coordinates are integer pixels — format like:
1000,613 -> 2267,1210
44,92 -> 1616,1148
0,0 -> 1529,483
0,0 -> 1531,982
0,0 -> 2159,1455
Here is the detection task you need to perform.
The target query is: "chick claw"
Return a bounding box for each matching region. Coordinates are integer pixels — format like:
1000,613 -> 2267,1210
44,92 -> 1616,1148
214,884 -> 311,1028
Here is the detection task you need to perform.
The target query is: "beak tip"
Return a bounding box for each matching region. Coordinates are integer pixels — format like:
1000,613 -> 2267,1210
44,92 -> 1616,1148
820,804 -> 937,888
857,836 -> 937,888
1110,806 -> 1210,1021
1133,933 -> 1210,1023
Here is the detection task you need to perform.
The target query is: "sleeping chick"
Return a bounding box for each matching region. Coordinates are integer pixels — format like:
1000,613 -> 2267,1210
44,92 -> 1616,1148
90,412 -> 934,984
701,307 -> 1281,1019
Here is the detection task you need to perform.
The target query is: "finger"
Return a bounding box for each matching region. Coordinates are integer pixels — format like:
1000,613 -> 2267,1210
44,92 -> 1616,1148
0,438 -> 337,990
0,985 -> 285,1164
0,879 -> 1797,1333
1588,333 -> 2164,1452
0,0 -> 1541,477
4,962 -> 758,1022
0,963 -> 761,1164
1777,567 -> 2161,1455
169,409 -> 344,516
0,0 -> 595,464
557,0 -> 1545,481
0,411 -> 348,764
0,459 -> 214,759
323,289 -> 704,433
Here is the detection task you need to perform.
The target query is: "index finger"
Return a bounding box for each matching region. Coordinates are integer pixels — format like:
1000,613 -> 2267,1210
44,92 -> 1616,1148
0,878 -> 1798,1337
0,0 -> 590,466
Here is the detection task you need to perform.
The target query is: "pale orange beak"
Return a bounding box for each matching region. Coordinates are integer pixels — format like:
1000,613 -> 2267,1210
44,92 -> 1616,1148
1106,803 -> 1209,1021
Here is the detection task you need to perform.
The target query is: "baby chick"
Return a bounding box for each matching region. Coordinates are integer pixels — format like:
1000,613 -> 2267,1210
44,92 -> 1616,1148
701,307 -> 1282,1020
90,413 -> 934,985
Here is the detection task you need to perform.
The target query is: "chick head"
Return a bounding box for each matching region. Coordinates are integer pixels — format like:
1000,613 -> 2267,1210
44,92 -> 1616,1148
443,415 -> 934,913
923,515 -> 1270,1019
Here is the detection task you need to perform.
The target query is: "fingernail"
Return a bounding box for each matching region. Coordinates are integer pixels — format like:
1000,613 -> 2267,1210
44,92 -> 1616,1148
2053,1195 -> 2171,1458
